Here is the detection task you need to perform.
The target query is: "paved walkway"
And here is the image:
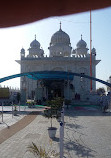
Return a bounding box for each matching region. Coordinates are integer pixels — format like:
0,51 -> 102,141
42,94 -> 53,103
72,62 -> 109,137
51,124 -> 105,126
0,106 -> 111,158
0,106 -> 43,130
0,111 -> 39,144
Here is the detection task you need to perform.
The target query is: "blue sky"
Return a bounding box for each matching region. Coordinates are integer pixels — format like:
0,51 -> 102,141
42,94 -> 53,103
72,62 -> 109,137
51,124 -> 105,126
0,7 -> 110,91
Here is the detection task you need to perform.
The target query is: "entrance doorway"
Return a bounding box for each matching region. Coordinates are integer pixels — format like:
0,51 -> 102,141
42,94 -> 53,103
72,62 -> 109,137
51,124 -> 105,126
43,79 -> 64,99
53,88 -> 62,97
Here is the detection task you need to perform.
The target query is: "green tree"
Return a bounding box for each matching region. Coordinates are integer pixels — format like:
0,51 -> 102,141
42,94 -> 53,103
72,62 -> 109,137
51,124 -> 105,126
97,87 -> 105,96
44,97 -> 63,128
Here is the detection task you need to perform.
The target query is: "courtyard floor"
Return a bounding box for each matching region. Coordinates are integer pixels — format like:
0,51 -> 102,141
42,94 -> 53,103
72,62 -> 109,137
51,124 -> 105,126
0,105 -> 111,158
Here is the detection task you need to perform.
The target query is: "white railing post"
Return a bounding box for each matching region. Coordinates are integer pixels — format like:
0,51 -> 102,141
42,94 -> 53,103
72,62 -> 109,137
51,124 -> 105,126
2,102 -> 3,122
12,102 -> 13,118
60,101 -> 65,158
19,101 -> 20,112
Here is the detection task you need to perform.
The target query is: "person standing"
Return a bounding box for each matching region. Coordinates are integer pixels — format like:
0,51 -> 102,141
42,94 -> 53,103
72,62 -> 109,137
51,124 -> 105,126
107,92 -> 111,111
101,94 -> 108,113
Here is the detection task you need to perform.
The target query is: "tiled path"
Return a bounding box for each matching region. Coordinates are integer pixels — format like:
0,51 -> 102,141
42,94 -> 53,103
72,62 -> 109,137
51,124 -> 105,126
0,111 -> 39,144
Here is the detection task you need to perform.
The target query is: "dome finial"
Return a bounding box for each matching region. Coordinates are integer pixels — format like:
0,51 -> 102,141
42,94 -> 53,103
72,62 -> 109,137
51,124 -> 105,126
35,34 -> 36,40
60,21 -> 62,30
81,34 -> 82,40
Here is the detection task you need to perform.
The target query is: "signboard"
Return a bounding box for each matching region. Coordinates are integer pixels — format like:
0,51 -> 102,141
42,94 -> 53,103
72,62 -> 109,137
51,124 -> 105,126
0,88 -> 10,99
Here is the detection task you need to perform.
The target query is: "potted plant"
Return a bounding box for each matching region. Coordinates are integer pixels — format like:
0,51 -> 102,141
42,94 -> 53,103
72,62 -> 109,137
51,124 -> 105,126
44,97 -> 63,138
27,142 -> 59,157
27,100 -> 35,108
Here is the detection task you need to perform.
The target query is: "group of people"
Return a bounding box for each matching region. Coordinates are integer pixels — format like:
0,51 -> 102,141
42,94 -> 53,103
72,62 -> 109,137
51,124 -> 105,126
100,92 -> 111,113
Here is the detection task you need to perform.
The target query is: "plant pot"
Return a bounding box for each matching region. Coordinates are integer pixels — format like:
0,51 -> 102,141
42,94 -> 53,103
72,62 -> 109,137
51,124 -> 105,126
48,127 -> 57,138
14,110 -> 18,116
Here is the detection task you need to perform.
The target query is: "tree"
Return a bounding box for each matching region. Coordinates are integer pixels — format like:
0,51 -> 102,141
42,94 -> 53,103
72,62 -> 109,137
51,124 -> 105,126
96,87 -> 105,96
44,97 -> 63,128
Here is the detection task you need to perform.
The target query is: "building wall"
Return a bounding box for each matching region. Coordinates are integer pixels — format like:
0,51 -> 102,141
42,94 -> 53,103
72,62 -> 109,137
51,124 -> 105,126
19,56 -> 97,102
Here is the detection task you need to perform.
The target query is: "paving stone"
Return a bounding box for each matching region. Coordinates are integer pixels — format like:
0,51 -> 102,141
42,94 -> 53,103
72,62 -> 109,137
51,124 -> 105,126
0,107 -> 111,157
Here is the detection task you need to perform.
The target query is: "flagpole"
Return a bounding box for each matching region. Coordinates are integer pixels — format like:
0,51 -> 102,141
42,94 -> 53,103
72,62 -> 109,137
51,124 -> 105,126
90,10 -> 92,91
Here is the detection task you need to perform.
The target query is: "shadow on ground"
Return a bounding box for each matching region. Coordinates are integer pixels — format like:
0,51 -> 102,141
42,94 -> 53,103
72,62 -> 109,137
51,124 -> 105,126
64,140 -> 96,158
65,106 -> 111,117
63,106 -> 110,157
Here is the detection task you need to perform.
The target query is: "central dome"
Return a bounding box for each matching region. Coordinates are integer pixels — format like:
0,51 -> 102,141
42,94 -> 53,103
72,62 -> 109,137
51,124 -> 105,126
49,24 -> 72,57
50,28 -> 70,46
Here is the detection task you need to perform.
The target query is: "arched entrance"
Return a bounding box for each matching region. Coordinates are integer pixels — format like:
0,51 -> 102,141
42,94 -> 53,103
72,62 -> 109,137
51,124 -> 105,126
43,79 -> 64,99
0,71 -> 111,103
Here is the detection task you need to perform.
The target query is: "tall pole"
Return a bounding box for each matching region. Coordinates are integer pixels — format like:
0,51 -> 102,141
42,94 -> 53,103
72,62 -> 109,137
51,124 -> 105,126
2,102 -> 3,122
60,101 -> 64,158
19,101 -> 20,112
67,72 -> 70,100
90,10 -> 92,91
12,102 -> 13,118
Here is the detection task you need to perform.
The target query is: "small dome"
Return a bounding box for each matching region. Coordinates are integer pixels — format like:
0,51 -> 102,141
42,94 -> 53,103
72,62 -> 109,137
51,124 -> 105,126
72,49 -> 76,54
92,47 -> 96,53
20,48 -> 25,53
30,35 -> 40,48
92,47 -> 96,55
50,27 -> 70,46
76,35 -> 87,48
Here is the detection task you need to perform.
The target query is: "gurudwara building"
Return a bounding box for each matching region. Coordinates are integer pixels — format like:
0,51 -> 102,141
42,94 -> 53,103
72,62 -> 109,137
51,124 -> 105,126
16,24 -> 100,103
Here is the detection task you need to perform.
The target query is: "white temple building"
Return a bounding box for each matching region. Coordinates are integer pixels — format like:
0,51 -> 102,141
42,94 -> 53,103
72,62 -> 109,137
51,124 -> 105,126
16,24 -> 100,103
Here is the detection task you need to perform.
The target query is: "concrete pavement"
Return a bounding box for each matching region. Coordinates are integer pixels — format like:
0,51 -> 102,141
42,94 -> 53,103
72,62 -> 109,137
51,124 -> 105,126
0,106 -> 111,158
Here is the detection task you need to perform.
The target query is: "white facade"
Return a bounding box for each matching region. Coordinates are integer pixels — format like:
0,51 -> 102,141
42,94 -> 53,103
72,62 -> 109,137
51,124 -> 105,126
16,26 -> 100,103
107,76 -> 111,92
